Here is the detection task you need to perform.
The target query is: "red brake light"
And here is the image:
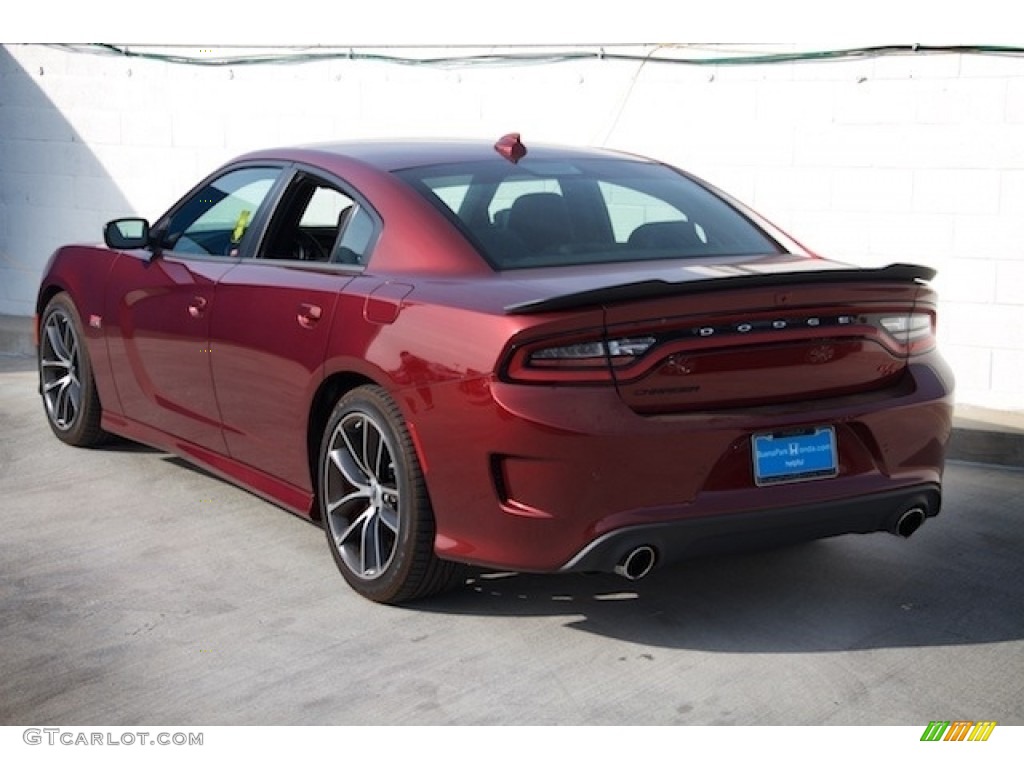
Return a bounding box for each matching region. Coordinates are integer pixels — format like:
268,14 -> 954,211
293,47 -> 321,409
504,335 -> 657,383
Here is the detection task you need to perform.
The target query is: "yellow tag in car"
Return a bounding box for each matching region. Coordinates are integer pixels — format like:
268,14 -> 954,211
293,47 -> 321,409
231,210 -> 252,243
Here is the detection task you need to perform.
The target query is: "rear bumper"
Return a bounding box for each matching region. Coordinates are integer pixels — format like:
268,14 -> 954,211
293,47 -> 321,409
560,483 -> 941,574
410,354 -> 953,573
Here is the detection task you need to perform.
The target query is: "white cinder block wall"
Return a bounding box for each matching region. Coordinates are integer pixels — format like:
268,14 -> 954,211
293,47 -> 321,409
1,44 -> 1021,411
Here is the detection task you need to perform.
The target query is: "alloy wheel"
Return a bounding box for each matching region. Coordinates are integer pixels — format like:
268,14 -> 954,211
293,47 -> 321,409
323,411 -> 402,580
40,307 -> 83,431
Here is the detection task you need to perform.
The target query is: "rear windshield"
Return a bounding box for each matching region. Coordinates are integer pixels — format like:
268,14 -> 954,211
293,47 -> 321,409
394,158 -> 782,270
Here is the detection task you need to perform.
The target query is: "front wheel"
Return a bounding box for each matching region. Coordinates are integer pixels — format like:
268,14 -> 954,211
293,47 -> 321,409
318,385 -> 461,603
38,292 -> 108,447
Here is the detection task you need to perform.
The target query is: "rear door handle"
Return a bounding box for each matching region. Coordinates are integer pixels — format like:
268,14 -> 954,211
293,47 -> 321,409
297,302 -> 323,329
187,296 -> 208,318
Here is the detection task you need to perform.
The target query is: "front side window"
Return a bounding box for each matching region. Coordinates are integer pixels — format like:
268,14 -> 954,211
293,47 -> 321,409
396,158 -> 781,270
161,167 -> 281,257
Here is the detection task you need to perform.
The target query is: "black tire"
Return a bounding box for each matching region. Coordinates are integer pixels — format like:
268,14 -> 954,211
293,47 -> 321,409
318,385 -> 462,603
38,292 -> 108,447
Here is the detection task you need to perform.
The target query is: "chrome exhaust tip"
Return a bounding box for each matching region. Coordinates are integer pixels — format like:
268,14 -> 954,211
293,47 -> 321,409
614,546 -> 657,581
894,507 -> 926,538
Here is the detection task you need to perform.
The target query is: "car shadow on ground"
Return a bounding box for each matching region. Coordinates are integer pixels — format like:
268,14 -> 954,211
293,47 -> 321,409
418,472 -> 1024,654
94,435 -> 163,454
13,349 -> 1018,659
86,439 -> 1024,657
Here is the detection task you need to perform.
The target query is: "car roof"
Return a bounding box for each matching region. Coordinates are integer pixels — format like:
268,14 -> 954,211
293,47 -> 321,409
239,137 -> 653,172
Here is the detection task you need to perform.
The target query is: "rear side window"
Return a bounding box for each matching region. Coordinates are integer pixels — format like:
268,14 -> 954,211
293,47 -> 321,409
259,172 -> 376,264
395,158 -> 780,270
300,186 -> 352,228
333,206 -> 376,265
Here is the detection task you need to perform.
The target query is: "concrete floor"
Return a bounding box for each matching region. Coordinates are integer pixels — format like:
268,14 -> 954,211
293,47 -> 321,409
1,354 -> 1022,725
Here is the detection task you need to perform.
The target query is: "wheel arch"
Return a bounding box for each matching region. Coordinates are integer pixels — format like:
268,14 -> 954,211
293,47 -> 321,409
37,281 -> 69,315
306,370 -> 383,521
36,280 -> 71,341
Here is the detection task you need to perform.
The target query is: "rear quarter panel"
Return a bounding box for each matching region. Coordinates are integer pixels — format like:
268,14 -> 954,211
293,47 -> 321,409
319,270 -> 608,538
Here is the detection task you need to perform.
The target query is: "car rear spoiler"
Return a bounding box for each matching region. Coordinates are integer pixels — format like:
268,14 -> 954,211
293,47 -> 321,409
504,262 -> 937,315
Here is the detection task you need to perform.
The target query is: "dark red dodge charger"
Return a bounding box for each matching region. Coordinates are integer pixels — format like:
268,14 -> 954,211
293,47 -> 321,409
37,135 -> 954,603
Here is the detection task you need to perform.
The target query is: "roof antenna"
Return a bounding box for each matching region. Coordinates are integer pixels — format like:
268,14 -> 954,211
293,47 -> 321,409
494,133 -> 527,164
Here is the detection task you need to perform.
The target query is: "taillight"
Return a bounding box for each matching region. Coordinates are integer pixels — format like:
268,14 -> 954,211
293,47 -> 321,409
877,312 -> 935,355
502,309 -> 936,384
530,337 -> 656,366
505,335 -> 657,382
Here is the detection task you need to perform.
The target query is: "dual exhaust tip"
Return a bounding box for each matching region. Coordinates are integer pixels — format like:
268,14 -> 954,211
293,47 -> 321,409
614,545 -> 657,581
893,506 -> 926,538
613,506 -> 927,581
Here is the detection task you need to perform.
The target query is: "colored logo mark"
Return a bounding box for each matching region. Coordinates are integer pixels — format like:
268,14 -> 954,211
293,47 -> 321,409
920,720 -> 996,742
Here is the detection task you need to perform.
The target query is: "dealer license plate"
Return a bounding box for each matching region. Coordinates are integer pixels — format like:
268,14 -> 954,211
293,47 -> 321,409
752,427 -> 838,486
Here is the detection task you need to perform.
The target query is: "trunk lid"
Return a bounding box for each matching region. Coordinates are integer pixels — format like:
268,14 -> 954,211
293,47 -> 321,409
503,258 -> 935,414
601,276 -> 930,414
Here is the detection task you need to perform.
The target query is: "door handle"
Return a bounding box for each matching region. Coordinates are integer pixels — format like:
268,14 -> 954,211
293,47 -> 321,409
187,296 -> 208,318
297,302 -> 323,329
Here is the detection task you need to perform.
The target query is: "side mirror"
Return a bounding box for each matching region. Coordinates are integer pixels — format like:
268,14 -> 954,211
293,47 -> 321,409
104,218 -> 151,249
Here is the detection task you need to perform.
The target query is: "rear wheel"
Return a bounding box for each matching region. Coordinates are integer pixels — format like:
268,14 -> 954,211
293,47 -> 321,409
38,293 -> 108,447
319,385 -> 461,603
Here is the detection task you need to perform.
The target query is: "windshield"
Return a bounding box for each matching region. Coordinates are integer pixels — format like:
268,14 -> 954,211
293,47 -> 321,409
394,158 -> 782,270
